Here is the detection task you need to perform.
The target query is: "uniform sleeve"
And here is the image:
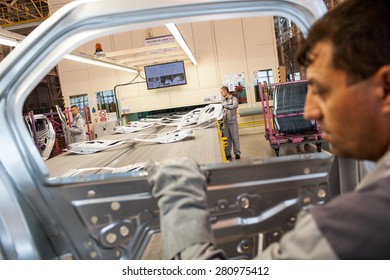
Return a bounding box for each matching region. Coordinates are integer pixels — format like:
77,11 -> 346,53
258,210 -> 337,259
69,115 -> 85,135
224,96 -> 238,110
145,157 -> 227,260
173,242 -> 227,260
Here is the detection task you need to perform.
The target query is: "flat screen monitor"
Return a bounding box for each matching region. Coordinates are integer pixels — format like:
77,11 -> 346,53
144,61 -> 187,90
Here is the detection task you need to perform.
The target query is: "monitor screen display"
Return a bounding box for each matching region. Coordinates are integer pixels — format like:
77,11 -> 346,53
144,61 -> 187,90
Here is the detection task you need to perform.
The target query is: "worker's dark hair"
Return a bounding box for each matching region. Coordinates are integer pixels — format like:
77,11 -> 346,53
70,105 -> 78,109
220,86 -> 229,92
297,0 -> 390,84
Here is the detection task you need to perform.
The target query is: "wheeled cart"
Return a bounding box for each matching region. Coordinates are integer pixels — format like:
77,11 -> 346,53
259,80 -> 322,156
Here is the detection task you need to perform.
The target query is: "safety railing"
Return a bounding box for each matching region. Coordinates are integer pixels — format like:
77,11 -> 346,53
0,0 -> 49,27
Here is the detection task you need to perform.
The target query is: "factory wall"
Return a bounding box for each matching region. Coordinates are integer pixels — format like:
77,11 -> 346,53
49,0 -> 279,135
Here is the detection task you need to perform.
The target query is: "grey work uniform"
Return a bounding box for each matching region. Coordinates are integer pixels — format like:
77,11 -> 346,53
69,113 -> 86,143
146,149 -> 390,259
222,94 -> 240,157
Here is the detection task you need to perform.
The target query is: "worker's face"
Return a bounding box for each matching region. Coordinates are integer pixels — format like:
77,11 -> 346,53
304,41 -> 390,161
71,107 -> 78,117
220,88 -> 228,98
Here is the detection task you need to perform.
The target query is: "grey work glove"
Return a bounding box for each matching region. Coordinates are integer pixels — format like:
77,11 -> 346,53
145,157 -> 215,259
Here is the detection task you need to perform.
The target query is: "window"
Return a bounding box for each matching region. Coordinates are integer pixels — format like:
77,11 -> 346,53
258,69 -> 274,85
255,69 -> 274,102
96,90 -> 117,113
70,94 -> 91,122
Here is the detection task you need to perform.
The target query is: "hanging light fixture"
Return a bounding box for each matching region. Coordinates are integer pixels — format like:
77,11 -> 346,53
0,34 -> 137,74
166,23 -> 197,65
0,37 -> 19,47
64,53 -> 138,73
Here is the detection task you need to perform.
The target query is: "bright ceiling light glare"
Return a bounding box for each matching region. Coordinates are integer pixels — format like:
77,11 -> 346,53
166,23 -> 197,65
0,35 -> 137,74
64,54 -> 138,74
0,37 -> 19,47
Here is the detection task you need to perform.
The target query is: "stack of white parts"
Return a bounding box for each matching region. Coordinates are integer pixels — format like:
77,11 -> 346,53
67,103 -> 222,155
113,121 -> 155,134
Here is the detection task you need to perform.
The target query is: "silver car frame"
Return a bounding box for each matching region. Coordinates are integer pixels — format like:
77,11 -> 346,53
0,0 -> 349,260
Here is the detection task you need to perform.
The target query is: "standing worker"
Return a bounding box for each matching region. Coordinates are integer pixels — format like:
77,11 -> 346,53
69,105 -> 86,143
220,86 -> 241,160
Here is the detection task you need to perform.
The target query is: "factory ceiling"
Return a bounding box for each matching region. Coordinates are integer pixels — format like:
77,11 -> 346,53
0,0 -> 48,34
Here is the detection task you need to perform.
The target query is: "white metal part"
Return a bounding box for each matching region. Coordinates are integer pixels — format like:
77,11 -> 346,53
68,139 -> 126,154
173,108 -> 201,128
132,129 -> 194,144
178,104 -> 223,130
139,118 -> 165,123
56,105 -> 71,148
113,121 -> 155,134
149,104 -> 222,130
59,162 -> 146,177
25,114 -> 56,161
157,115 -> 186,126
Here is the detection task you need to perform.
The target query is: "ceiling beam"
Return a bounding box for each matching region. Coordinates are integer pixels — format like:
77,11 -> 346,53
104,42 -> 180,58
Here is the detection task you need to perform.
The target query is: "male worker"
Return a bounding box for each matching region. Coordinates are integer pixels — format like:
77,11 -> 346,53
69,105 -> 86,143
220,86 -> 241,160
146,0 -> 390,259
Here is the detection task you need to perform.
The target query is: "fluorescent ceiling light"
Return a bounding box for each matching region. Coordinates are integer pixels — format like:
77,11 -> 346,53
0,35 -> 138,74
64,54 -> 138,73
0,37 -> 19,47
166,23 -> 197,65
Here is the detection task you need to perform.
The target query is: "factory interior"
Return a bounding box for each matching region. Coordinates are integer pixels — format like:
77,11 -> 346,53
0,0 -> 359,260
0,0 -> 342,167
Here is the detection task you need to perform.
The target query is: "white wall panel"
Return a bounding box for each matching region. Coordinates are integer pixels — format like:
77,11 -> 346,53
213,19 -> 244,50
123,94 -> 171,112
242,17 -> 275,46
60,70 -> 90,97
177,23 -> 195,53
171,87 -> 221,107
192,22 -> 215,53
116,81 -> 144,99
196,54 -> 219,87
87,68 -> 118,93
112,32 -> 134,50
217,48 -> 247,77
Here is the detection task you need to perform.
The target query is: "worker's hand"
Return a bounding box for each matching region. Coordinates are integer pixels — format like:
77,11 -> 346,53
145,157 -> 207,199
144,157 -> 215,259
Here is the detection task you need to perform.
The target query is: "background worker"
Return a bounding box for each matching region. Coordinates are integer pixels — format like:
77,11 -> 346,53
220,86 -> 241,160
146,0 -> 390,260
69,105 -> 86,143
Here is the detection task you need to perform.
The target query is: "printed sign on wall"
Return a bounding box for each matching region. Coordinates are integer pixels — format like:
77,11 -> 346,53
99,110 -> 107,122
223,72 -> 247,104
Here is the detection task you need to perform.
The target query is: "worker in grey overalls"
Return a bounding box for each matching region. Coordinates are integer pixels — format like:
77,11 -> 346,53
220,86 -> 241,160
69,105 -> 86,143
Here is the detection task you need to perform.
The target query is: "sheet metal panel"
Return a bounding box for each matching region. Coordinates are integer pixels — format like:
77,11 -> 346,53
46,124 -> 222,178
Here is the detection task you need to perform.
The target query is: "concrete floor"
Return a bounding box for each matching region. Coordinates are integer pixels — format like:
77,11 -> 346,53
235,132 -> 274,160
230,131 -> 323,162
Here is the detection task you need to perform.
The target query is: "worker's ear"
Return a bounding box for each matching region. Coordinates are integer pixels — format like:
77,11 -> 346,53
376,65 -> 390,115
